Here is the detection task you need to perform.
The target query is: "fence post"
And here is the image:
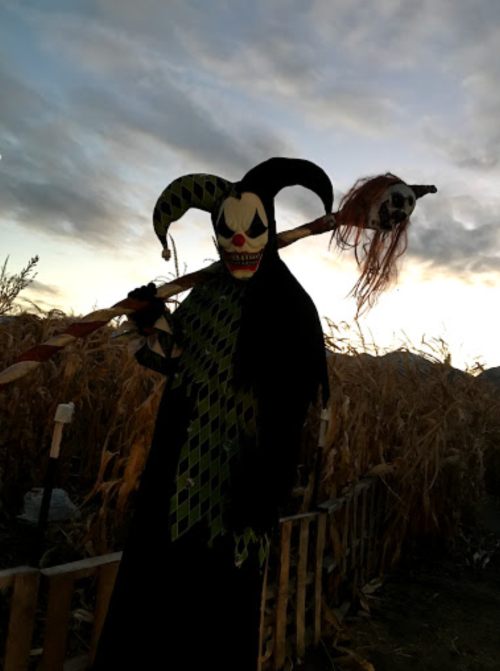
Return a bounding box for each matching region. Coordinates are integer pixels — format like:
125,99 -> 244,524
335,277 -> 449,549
41,574 -> 75,671
341,499 -> 350,578
314,515 -> 327,647
296,518 -> 310,659
359,486 -> 368,586
4,569 -> 40,671
89,562 -> 119,665
257,552 -> 270,671
367,483 -> 377,576
352,492 -> 359,598
274,520 -> 293,670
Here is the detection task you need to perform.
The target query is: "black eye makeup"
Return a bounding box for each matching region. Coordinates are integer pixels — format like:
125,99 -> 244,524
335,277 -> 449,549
391,192 -> 405,209
246,213 -> 268,239
217,212 -> 233,239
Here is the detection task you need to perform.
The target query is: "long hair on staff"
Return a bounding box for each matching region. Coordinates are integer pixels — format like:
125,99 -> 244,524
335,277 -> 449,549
332,173 -> 410,317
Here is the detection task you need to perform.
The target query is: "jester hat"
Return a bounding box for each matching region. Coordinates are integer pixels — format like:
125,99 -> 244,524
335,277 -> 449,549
153,158 -> 334,262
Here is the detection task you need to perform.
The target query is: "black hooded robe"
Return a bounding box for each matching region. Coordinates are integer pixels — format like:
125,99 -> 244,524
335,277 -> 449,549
91,159 -> 331,670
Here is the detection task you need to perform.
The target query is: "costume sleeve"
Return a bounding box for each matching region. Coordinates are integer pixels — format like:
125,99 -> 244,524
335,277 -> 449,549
127,313 -> 183,376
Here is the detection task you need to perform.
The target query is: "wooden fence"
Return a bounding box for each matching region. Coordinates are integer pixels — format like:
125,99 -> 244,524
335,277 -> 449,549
0,476 -> 386,671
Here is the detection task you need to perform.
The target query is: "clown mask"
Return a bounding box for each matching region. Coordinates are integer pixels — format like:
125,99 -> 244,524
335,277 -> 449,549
369,184 -> 417,231
216,193 -> 269,279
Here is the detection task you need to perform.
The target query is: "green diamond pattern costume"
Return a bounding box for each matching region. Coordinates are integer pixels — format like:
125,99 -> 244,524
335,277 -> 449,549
137,273 -> 269,566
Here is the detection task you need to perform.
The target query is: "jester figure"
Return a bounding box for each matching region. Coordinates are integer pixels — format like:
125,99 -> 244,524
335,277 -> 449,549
91,158 -> 436,670
91,158 -> 332,670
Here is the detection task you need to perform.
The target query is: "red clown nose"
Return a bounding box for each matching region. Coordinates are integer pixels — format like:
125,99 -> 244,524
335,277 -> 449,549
232,234 -> 246,247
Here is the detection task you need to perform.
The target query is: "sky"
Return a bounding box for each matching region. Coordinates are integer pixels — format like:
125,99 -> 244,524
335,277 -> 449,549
1,0 -> 500,370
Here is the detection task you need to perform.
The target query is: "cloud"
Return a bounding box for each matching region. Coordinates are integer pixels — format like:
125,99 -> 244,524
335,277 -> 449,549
2,0 -> 500,285
406,191 -> 500,278
0,68 -> 47,135
57,0 -> 500,153
420,114 -> 500,173
412,3 -> 500,171
19,2 -> 405,138
28,279 -> 62,296
0,5 -> 301,252
0,48 -> 139,248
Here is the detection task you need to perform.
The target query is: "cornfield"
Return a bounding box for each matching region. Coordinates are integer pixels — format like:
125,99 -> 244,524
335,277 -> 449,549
1,309 -> 499,569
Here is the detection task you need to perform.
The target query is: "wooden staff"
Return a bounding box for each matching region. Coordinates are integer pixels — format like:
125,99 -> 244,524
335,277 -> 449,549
30,403 -> 75,566
0,214 -> 336,388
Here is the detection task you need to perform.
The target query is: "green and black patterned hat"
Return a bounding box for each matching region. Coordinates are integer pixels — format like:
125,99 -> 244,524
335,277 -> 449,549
153,174 -> 236,260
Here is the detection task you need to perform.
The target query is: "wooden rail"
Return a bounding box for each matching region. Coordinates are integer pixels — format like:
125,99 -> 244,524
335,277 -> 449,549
0,478 -> 385,671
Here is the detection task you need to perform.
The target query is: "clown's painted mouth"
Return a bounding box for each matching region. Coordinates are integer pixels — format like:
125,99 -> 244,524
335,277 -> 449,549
224,250 -> 264,272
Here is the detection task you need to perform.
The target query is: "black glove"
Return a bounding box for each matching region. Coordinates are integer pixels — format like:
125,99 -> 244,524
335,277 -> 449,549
127,283 -> 167,335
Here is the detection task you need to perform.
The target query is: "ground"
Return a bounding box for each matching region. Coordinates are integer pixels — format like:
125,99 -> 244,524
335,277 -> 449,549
301,496 -> 500,671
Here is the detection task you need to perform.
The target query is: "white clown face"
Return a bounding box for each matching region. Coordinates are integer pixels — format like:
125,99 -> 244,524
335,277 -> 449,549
368,184 -> 417,231
216,193 -> 269,279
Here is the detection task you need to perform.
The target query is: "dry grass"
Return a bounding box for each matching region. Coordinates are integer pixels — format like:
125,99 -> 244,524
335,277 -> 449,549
0,310 -> 164,556
1,310 -> 499,565
315,320 -> 500,571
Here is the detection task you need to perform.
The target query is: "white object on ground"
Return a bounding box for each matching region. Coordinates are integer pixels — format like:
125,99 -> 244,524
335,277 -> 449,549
17,488 -> 79,523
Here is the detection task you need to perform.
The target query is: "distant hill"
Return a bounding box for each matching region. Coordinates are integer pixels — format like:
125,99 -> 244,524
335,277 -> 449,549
326,348 -> 471,383
478,367 -> 500,392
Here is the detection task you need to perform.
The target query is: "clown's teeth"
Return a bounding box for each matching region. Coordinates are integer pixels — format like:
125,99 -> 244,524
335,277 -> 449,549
226,251 -> 262,266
